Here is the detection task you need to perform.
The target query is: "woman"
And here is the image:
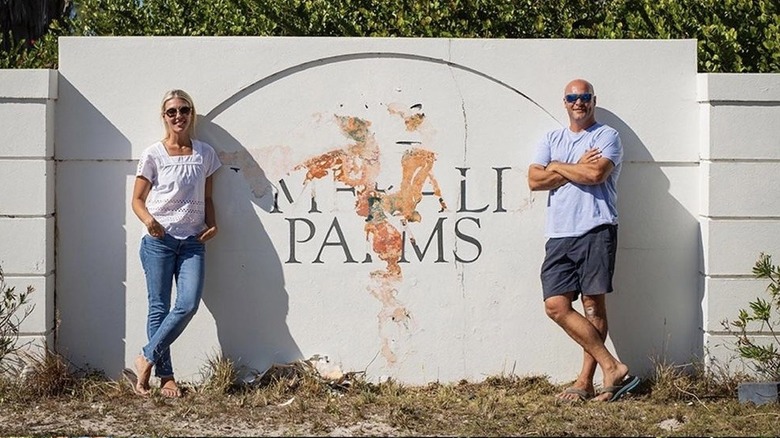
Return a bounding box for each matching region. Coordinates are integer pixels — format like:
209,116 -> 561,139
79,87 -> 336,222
127,89 -> 221,397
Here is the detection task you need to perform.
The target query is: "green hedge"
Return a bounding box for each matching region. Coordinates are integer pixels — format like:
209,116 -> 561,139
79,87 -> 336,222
1,0 -> 779,72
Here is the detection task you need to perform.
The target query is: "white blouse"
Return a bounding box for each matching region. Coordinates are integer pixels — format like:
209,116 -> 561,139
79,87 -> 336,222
136,140 -> 222,239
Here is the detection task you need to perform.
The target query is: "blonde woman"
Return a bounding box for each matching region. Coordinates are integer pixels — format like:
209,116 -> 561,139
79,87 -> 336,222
125,89 -> 221,397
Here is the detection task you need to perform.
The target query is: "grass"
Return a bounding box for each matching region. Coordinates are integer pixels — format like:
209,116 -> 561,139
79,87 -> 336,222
0,352 -> 779,436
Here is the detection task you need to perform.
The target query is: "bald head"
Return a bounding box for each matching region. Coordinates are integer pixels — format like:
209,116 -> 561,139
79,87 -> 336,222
564,79 -> 594,95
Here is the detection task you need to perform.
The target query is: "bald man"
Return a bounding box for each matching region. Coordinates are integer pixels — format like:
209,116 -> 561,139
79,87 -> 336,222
528,79 -> 639,402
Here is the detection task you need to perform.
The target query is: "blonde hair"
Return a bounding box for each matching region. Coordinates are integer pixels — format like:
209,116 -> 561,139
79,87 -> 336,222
160,89 -> 197,140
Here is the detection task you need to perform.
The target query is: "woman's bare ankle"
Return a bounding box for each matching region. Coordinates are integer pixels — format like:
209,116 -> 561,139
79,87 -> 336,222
134,355 -> 153,393
160,376 -> 182,398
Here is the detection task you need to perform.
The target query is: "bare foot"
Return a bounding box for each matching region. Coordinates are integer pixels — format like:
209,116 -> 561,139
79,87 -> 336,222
134,355 -> 153,396
160,377 -> 182,398
592,362 -> 630,402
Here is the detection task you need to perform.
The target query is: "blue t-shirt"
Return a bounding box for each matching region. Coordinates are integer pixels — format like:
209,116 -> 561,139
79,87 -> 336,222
531,123 -> 623,238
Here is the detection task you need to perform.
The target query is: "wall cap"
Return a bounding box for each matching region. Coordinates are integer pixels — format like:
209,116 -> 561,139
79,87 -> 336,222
698,73 -> 780,103
0,69 -> 57,100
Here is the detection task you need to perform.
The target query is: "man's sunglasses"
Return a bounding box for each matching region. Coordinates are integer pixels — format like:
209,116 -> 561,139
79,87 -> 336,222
164,106 -> 192,118
564,93 -> 593,104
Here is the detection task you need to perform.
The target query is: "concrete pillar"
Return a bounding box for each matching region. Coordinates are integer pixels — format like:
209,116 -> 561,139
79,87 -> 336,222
698,73 -> 780,375
0,69 -> 57,368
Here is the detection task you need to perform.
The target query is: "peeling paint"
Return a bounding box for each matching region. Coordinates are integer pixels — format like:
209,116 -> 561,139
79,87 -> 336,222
293,112 -> 444,275
295,115 -> 380,219
365,197 -> 403,276
381,148 -> 447,224
380,338 -> 397,365
387,103 -> 426,132
291,107 -> 445,366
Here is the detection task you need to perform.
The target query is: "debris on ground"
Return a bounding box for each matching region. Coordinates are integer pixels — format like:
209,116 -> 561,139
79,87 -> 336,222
244,355 -> 364,392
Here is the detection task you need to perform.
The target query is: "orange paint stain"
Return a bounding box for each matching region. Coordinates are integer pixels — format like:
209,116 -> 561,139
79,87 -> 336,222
365,195 -> 403,277
294,116 -> 380,218
382,148 -> 447,223
387,104 -> 426,132
292,110 -> 445,367
404,113 -> 425,131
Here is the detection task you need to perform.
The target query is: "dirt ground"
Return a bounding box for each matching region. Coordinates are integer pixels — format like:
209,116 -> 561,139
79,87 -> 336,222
3,395 -> 399,436
2,372 -> 780,437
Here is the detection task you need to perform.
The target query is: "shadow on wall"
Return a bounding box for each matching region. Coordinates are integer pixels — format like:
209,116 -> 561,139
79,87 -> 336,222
54,77 -> 129,377
597,108 -> 703,377
198,119 -> 303,377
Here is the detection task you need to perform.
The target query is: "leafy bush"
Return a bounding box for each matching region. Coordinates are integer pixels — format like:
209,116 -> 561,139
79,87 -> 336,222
1,0 -> 778,72
0,266 -> 35,374
725,253 -> 780,381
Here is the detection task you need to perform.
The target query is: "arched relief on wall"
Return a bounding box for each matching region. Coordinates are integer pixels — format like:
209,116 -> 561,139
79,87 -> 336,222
197,52 -> 564,371
204,52 -> 561,123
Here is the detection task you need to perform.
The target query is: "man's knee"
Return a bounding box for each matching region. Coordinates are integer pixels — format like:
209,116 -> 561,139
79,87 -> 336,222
544,295 -> 573,322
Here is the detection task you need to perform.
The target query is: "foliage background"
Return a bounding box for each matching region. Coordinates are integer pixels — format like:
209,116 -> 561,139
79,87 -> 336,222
0,0 -> 778,72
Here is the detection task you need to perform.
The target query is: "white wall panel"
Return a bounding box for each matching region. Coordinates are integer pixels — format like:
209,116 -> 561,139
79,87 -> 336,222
0,218 -> 53,275
0,103 -> 52,158
0,160 -> 53,215
703,277 -> 776,333
707,105 -> 780,160
704,162 -> 780,217
702,219 -> 780,276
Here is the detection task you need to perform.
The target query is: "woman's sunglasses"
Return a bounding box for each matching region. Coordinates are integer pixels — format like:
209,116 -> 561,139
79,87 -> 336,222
564,93 -> 593,104
164,106 -> 192,118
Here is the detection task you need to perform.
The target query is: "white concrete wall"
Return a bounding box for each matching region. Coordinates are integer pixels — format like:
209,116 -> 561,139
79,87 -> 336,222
0,69 -> 57,359
699,74 -> 780,375
50,37 -> 705,385
2,39 -> 774,387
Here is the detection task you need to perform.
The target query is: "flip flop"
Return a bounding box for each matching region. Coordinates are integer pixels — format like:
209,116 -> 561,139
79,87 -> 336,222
122,367 -> 149,396
556,387 -> 594,402
598,375 -> 641,402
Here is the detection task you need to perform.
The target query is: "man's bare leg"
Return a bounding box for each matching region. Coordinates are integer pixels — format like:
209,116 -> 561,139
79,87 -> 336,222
554,294 -> 605,400
545,292 -> 629,401
573,294 -> 609,399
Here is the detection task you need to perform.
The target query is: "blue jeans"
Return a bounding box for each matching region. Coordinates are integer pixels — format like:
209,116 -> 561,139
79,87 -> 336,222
139,234 -> 205,378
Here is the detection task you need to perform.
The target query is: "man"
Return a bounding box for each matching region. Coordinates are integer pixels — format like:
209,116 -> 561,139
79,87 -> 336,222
527,78 -> 639,402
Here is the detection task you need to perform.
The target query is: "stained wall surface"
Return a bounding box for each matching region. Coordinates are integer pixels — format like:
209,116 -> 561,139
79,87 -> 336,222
2,37 -> 741,384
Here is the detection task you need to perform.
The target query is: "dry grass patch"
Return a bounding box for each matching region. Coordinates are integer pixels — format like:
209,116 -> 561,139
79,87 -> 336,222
647,357 -> 748,402
1,352 -> 779,436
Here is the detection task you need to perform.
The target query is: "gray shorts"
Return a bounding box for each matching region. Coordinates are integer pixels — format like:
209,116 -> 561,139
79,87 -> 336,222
540,224 -> 618,301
